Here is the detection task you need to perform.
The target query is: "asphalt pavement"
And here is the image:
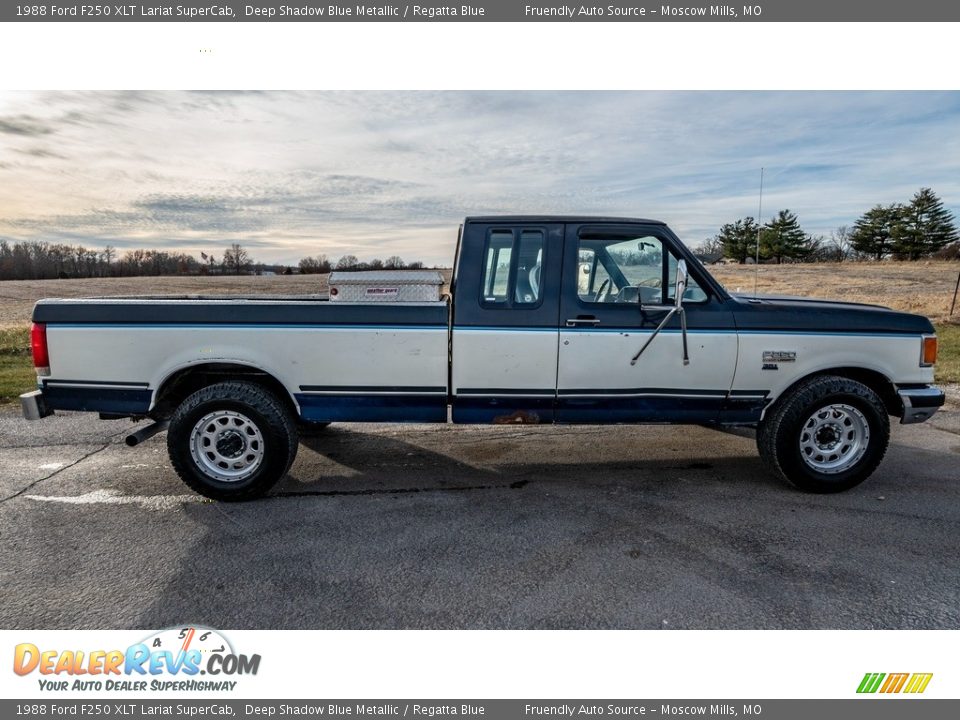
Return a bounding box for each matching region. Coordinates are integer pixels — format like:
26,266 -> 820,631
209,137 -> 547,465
0,405 -> 958,629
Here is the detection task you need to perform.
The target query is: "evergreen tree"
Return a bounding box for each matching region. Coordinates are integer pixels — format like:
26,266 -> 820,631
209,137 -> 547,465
849,204 -> 902,261
716,216 -> 759,264
893,188 -> 959,260
761,210 -> 809,264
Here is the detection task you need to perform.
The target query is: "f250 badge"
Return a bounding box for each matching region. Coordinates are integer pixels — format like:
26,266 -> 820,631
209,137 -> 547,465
762,350 -> 797,370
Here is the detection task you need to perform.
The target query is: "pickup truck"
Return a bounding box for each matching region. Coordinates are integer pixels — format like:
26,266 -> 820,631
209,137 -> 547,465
20,216 -> 945,500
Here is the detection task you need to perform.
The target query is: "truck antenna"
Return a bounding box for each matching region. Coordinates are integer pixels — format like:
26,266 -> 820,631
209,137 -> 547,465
753,167 -> 764,298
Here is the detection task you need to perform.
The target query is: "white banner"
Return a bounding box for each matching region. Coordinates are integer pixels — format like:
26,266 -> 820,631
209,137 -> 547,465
3,629 -> 956,699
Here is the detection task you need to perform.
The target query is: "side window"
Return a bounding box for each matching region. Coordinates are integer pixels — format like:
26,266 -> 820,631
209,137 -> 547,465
481,228 -> 544,307
482,230 -> 513,303
514,230 -> 544,304
578,234 -> 665,304
577,232 -> 707,304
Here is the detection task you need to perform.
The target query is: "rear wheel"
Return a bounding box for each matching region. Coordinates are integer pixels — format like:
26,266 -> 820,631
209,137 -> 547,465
757,375 -> 889,493
167,381 -> 298,501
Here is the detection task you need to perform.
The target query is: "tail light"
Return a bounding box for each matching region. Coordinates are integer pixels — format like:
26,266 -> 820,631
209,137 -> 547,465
31,322 -> 50,376
921,335 -> 938,367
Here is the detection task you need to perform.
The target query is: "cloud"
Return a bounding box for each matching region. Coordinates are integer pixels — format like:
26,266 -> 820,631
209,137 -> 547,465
0,91 -> 958,265
14,146 -> 67,159
0,115 -> 54,136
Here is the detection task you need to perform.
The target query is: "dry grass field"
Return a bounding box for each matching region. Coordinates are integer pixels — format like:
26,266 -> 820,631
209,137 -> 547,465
1,263 -> 958,404
709,261 -> 960,323
0,274 -> 334,328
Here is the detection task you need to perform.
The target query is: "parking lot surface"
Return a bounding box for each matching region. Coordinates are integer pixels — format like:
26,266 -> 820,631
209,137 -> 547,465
1,406 -> 958,629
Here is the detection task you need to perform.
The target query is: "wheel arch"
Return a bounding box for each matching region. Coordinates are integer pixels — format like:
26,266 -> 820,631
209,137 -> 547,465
763,366 -> 901,421
151,362 -> 299,420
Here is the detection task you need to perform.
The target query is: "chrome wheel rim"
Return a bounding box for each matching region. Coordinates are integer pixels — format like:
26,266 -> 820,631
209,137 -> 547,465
190,410 -> 265,482
799,403 -> 869,474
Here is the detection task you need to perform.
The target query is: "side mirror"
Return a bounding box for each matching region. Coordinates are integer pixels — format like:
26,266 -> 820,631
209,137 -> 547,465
674,259 -> 688,309
630,258 -> 690,367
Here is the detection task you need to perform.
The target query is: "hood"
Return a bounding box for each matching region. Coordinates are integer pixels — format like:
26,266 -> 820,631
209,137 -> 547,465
729,293 -> 934,335
731,292 -> 891,311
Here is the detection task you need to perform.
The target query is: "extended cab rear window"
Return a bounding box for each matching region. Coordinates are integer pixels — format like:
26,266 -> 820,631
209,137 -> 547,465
481,229 -> 545,307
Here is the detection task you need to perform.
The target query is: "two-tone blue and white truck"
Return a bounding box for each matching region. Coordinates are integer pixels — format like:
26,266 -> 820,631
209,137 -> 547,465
20,216 -> 945,500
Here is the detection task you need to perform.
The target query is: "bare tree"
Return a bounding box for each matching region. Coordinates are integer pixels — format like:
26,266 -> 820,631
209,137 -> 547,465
828,226 -> 852,262
101,245 -> 115,276
803,235 -> 826,263
200,250 -> 219,274
298,254 -> 332,274
336,255 -> 360,270
384,255 -> 405,269
693,236 -> 724,259
223,243 -> 251,275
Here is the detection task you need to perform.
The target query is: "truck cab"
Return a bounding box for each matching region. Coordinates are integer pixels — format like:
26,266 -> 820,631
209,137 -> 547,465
451,217 -> 737,425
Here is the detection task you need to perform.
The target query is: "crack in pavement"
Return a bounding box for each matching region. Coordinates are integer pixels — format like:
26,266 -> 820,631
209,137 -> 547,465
0,440 -> 130,449
928,423 -> 960,437
0,430 -> 130,504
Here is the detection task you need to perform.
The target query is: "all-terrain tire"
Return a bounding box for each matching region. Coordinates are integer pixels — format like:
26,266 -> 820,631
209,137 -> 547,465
757,375 -> 889,493
167,381 -> 298,501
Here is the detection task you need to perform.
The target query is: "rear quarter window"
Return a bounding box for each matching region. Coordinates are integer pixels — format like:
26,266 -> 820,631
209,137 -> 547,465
480,229 -> 545,307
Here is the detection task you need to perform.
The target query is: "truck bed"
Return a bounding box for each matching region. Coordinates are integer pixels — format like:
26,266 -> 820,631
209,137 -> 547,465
33,297 -> 451,422
34,296 -> 449,325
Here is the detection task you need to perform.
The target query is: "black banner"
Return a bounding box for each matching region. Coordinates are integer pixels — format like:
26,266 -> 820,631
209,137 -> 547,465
2,1 -> 959,22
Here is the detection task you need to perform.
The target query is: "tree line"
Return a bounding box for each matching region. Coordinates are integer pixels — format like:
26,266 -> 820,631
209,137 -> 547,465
700,187 -> 959,263
0,240 -> 428,281
297,254 -> 425,274
0,241 -> 264,281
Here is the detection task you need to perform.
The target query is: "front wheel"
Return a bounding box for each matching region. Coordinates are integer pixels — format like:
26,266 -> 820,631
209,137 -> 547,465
757,375 -> 890,493
167,381 -> 298,501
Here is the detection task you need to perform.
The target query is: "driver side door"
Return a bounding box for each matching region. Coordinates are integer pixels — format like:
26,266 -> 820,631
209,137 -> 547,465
556,223 -> 738,423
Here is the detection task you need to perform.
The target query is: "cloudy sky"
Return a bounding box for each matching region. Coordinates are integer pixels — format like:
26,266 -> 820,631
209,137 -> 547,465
1,91 -> 958,266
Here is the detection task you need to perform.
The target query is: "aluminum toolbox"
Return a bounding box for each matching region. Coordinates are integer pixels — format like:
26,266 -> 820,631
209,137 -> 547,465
328,270 -> 444,302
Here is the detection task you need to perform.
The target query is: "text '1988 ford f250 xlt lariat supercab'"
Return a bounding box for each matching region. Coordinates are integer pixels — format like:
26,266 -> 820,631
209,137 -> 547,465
20,216 -> 945,500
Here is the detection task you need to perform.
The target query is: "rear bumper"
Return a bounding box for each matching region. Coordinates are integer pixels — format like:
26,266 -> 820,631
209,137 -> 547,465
20,389 -> 54,421
897,385 -> 945,424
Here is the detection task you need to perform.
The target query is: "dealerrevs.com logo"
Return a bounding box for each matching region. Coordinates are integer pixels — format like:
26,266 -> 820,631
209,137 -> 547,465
857,673 -> 933,694
13,626 -> 260,692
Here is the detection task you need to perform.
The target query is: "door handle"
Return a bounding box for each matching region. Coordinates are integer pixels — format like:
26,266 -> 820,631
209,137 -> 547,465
566,316 -> 601,327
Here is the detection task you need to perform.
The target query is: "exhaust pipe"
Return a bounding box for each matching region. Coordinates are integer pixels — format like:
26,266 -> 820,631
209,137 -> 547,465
125,420 -> 169,447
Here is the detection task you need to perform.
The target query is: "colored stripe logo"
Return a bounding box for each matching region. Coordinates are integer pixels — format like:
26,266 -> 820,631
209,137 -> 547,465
857,672 -> 933,694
